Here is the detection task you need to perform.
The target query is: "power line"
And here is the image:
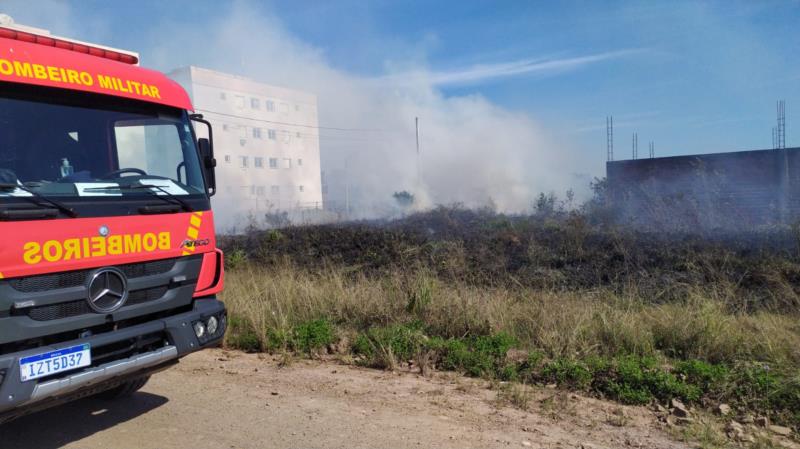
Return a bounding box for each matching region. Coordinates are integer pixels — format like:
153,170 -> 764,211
201,116 -> 404,143
194,108 -> 390,133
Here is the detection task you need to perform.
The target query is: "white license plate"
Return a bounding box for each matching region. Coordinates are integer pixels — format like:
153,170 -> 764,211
19,344 -> 92,382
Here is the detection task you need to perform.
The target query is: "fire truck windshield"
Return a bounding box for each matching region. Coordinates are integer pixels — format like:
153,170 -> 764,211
0,83 -> 206,210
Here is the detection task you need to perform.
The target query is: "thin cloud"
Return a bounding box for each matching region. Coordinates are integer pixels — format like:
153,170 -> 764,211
383,49 -> 645,87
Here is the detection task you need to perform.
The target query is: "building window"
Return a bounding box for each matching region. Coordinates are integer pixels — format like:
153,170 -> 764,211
252,127 -> 262,139
224,155 -> 231,163
297,158 -> 303,166
254,157 -> 264,168
219,92 -> 226,100
295,104 -> 300,111
282,131 -> 291,144
298,185 -> 304,192
239,156 -> 248,168
283,158 -> 292,169
222,124 -> 230,132
266,100 -> 275,112
270,185 -> 280,194
251,98 -> 260,109
234,95 -> 245,109
256,186 -> 266,196
268,129 -> 277,140
239,138 -> 247,147
269,158 -> 278,169
249,185 -> 256,196
296,132 -> 301,138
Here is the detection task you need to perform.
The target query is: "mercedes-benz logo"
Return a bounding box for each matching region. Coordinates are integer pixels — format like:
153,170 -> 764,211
87,268 -> 129,313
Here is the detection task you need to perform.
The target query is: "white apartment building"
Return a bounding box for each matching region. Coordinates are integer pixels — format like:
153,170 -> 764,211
168,67 -> 323,232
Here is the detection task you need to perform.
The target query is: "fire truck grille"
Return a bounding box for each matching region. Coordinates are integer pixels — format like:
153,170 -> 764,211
25,286 -> 171,321
28,301 -> 91,321
127,286 -> 170,305
9,259 -> 177,293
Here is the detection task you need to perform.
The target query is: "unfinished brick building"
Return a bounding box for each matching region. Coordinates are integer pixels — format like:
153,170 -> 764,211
606,147 -> 800,229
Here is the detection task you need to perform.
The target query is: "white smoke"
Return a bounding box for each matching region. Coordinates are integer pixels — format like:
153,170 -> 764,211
2,1 -> 598,217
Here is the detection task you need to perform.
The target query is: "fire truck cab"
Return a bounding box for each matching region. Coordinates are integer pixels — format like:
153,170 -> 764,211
0,25 -> 226,423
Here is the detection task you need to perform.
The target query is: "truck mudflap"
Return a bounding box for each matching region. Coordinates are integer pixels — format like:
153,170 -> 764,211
0,298 -> 225,422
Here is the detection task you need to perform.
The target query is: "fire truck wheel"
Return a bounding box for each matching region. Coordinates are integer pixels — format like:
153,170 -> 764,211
97,375 -> 151,400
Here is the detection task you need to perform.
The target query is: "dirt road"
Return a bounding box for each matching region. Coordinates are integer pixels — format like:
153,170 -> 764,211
1,348 -> 689,449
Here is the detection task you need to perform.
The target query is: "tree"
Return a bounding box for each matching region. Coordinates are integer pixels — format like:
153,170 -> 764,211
393,191 -> 415,208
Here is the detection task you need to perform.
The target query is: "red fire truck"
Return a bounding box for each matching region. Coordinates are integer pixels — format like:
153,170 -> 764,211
0,25 -> 226,423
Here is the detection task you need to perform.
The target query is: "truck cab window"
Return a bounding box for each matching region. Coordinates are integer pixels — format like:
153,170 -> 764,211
0,84 -> 206,202
115,121 -> 184,181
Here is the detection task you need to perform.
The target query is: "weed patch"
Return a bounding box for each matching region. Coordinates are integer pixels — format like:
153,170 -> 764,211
294,319 -> 335,354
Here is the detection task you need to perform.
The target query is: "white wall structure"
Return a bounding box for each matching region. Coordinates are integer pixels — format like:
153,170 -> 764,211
168,67 -> 323,232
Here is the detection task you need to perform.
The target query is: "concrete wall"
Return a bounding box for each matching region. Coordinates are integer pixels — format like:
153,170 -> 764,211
606,147 -> 800,229
168,67 -> 323,232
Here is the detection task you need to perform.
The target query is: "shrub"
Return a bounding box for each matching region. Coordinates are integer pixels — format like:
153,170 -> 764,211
225,248 -> 248,270
294,319 -> 335,354
429,333 -> 517,378
673,359 -> 729,392
353,323 -> 427,369
498,364 -> 520,382
727,361 -> 800,425
265,326 -> 292,352
435,338 -> 470,372
592,355 -> 701,405
542,358 -> 593,389
225,316 -> 261,352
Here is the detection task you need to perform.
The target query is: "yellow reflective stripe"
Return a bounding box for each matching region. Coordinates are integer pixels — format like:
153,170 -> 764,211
182,211 -> 205,256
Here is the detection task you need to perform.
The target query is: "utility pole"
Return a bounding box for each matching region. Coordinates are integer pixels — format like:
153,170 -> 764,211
415,117 -> 421,189
773,127 -> 778,149
606,116 -> 614,161
344,153 -> 351,218
777,100 -> 786,150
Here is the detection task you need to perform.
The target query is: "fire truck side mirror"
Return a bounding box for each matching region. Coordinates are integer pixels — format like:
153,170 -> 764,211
190,113 -> 216,197
198,137 -> 216,196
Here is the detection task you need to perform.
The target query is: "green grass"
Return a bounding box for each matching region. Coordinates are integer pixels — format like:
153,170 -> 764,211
294,318 -> 335,354
352,323 -> 427,369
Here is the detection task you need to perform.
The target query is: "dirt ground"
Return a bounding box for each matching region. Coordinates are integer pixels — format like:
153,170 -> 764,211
2,348 -> 691,449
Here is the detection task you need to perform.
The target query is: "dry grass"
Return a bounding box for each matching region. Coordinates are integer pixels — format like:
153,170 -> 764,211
219,207 -> 800,440
221,263 -> 800,368
539,391 -> 578,421
668,413 -> 729,449
494,382 -> 535,411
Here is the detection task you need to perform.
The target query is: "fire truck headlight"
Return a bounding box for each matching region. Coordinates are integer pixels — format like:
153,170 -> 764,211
193,321 -> 206,339
206,316 -> 219,335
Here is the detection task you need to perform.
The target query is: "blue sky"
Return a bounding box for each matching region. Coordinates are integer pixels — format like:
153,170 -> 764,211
3,0 -> 800,172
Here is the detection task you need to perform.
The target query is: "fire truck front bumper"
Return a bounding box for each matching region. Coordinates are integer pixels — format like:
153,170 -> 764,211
0,297 -> 226,423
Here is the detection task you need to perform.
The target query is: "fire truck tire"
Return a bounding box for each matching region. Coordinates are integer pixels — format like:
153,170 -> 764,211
98,376 -> 151,400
